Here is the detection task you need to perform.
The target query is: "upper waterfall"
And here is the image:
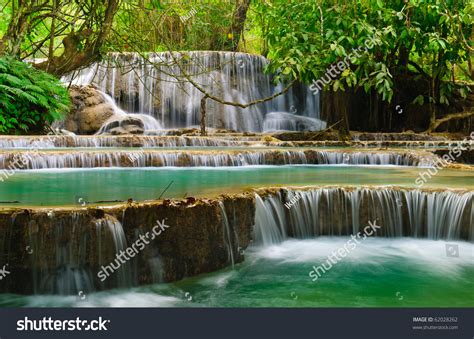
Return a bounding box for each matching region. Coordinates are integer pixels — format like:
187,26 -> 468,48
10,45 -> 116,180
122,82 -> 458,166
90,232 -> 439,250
63,52 -> 324,132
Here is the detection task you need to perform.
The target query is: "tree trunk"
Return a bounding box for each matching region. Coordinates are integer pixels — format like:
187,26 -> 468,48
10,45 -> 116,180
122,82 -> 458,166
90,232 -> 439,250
223,0 -> 251,52
321,90 -> 351,140
39,0 -> 119,77
0,2 -> 30,57
36,0 -> 119,77
200,95 -> 208,136
426,110 -> 474,133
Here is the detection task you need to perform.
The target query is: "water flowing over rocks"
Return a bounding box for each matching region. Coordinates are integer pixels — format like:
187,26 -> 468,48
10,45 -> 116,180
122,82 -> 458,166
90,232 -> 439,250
0,195 -> 254,294
0,186 -> 471,294
99,116 -> 146,135
62,85 -> 118,134
0,134 -> 470,150
0,149 -> 442,169
263,112 -> 326,132
63,52 -> 323,132
254,187 -> 473,245
0,135 -> 242,148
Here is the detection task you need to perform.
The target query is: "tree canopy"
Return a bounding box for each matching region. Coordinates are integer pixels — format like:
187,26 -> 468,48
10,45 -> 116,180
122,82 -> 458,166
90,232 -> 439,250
258,0 -> 473,130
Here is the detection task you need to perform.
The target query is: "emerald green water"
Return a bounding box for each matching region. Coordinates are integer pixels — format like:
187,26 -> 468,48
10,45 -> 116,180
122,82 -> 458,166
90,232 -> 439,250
0,166 -> 472,206
1,238 -> 472,307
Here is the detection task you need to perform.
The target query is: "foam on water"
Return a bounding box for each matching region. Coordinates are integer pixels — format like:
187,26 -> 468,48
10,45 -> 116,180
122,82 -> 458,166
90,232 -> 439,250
4,238 -> 472,307
253,238 -> 474,276
19,291 -> 182,308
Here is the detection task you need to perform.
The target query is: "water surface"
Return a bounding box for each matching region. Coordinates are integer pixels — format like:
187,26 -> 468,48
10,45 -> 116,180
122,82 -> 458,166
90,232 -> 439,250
0,166 -> 471,206
1,239 -> 472,307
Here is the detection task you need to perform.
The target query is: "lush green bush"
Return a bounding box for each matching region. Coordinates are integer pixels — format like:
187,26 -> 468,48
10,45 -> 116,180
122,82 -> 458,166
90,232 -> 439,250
0,57 -> 70,134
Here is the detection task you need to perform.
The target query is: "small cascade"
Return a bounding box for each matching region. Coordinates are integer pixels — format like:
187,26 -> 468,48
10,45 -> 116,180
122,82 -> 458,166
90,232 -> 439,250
63,52 -> 323,132
33,212 -> 94,295
95,215 -> 132,289
426,192 -> 473,240
263,112 -> 326,132
306,151 -> 436,166
254,194 -> 287,246
0,198 -> 248,294
0,150 -> 437,169
0,136 -> 240,148
96,91 -> 163,134
254,188 -> 473,245
24,213 -> 133,294
218,202 -> 235,267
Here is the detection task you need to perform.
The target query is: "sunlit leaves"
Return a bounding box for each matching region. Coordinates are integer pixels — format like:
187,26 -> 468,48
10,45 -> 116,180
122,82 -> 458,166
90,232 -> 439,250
258,0 -> 473,106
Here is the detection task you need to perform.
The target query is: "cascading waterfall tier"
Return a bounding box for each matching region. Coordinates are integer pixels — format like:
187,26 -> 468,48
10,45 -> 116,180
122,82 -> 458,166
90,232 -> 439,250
63,52 -> 324,132
0,196 -> 252,294
254,187 -> 473,245
0,149 -> 438,169
0,187 -> 471,294
1,135 -> 469,150
0,135 -> 242,148
21,213 -> 130,294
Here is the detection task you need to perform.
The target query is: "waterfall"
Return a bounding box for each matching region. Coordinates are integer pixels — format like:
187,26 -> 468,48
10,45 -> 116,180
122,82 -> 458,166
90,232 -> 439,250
254,188 -> 473,245
426,192 -> 473,240
25,213 -> 133,294
97,91 -> 163,133
0,150 -> 436,169
1,188 -> 471,295
33,213 -> 95,295
254,194 -> 287,246
2,199 -> 245,294
0,135 -> 241,148
63,52 -> 324,132
95,215 -> 132,289
218,202 -> 235,267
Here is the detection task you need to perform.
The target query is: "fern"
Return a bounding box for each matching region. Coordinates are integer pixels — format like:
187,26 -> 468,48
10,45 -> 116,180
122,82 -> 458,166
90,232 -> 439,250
0,57 -> 70,134
0,73 -> 24,87
21,84 -> 45,94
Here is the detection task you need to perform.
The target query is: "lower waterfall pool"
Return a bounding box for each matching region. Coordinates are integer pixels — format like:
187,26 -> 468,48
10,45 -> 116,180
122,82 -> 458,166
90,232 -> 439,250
1,165 -> 472,206
1,238 -> 472,307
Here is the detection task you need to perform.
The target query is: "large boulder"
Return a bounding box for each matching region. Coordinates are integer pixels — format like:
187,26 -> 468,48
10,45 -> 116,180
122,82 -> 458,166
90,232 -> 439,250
99,116 -> 146,135
63,85 -> 119,134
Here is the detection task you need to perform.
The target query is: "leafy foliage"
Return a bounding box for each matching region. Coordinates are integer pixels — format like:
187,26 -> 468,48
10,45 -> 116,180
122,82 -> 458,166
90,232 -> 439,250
0,57 -> 70,134
112,1 -> 241,52
258,0 -> 473,105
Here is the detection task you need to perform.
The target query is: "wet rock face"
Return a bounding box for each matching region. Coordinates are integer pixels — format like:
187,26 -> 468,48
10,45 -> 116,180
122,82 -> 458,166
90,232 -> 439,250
119,196 -> 255,285
63,85 -> 120,134
0,195 -> 255,294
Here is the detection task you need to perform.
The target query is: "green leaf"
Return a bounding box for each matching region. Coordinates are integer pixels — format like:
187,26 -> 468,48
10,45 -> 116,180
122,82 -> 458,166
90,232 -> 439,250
412,95 -> 424,105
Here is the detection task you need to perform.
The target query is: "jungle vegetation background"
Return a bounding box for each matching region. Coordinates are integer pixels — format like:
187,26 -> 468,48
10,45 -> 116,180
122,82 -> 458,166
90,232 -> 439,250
0,0 -> 473,134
